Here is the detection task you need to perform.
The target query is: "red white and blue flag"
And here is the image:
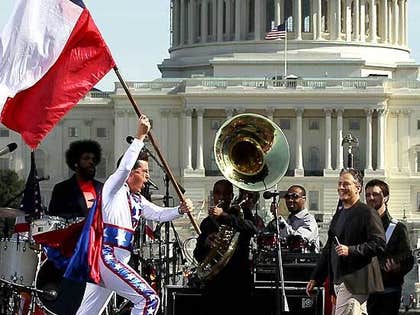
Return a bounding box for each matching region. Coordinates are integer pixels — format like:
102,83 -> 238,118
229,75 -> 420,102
265,23 -> 287,40
0,0 -> 115,149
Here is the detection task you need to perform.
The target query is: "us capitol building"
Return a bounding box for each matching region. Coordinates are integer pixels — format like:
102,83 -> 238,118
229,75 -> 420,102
1,0 -> 420,294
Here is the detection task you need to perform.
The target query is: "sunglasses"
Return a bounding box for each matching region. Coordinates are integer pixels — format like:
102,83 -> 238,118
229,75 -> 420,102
284,193 -> 304,200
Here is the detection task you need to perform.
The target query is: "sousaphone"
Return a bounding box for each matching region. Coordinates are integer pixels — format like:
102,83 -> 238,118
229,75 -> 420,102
195,113 -> 290,281
214,113 -> 290,191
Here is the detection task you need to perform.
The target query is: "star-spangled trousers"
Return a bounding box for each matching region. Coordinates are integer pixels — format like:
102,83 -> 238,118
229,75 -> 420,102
76,245 -> 160,315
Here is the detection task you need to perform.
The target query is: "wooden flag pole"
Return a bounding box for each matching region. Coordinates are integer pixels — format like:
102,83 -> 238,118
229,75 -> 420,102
113,66 -> 201,234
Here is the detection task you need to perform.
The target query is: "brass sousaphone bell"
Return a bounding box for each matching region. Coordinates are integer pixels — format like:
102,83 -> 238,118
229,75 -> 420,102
214,113 -> 290,191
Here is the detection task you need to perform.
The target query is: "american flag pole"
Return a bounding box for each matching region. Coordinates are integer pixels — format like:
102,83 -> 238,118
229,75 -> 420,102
284,24 -> 288,78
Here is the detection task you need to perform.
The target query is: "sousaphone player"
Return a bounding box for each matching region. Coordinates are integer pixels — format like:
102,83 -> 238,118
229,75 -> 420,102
193,113 -> 290,315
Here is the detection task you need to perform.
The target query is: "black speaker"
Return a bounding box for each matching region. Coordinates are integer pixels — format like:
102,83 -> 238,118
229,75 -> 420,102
164,285 -> 324,315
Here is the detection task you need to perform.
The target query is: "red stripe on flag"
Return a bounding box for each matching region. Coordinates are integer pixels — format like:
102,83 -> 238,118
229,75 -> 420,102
0,9 -> 115,148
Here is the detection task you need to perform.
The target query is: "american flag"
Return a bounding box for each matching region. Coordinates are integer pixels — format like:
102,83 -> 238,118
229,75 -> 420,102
20,151 -> 43,218
265,23 -> 287,40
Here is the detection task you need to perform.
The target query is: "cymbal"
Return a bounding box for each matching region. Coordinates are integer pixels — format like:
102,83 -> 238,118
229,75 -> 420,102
0,207 -> 26,218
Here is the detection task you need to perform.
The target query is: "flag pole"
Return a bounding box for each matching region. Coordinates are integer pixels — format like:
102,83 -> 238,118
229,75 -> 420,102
284,31 -> 288,78
113,66 -> 201,235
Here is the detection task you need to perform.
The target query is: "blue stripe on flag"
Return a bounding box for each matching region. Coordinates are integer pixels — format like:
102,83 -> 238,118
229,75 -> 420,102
69,0 -> 85,8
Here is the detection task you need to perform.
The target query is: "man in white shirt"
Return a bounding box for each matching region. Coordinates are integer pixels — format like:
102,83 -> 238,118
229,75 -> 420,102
266,185 -> 319,252
76,115 -> 193,315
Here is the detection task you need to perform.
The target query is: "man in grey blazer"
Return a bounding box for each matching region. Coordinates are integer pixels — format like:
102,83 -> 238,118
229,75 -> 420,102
306,168 -> 386,315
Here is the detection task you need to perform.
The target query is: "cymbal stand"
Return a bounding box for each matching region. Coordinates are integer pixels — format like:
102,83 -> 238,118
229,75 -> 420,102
271,194 -> 289,314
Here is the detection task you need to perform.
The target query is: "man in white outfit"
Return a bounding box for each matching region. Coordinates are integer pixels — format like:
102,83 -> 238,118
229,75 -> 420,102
76,115 -> 193,315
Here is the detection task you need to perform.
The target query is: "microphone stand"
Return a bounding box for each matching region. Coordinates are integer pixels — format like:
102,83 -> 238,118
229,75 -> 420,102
272,195 -> 289,314
163,173 -> 171,288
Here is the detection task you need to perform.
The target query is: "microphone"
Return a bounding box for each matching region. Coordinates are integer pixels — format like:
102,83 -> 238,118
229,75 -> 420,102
0,142 -> 17,157
147,179 -> 159,190
126,136 -> 134,144
36,175 -> 50,182
263,191 -> 281,199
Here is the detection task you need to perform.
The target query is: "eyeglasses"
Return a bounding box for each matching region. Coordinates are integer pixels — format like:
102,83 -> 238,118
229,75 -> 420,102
284,193 -> 304,200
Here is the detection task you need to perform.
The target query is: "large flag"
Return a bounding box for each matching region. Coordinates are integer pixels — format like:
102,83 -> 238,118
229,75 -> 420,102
0,0 -> 115,148
265,23 -> 287,40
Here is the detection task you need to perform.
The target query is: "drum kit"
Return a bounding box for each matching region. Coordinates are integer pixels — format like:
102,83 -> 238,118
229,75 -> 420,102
0,207 -> 81,315
251,232 -> 313,266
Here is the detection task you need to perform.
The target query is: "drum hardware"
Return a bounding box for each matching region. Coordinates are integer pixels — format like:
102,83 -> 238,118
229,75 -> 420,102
0,207 -> 26,218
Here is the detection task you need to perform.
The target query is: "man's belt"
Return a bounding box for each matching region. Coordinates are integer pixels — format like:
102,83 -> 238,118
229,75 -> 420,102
103,224 -> 134,250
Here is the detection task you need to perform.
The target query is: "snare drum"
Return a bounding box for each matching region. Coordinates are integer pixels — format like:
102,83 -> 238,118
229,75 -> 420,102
30,216 -> 67,236
0,239 -> 38,285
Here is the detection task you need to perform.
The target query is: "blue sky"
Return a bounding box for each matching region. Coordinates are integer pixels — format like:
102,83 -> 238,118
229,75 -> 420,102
1,0 -> 419,91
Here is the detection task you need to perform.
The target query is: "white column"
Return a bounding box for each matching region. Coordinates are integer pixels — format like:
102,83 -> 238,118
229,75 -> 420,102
403,0 -> 407,46
188,0 -> 195,44
184,108 -> 193,172
160,109 -> 170,155
217,0 -> 224,41
315,0 -> 322,39
345,0 -> 352,41
377,108 -> 385,170
172,0 -> 179,46
196,108 -> 205,171
254,0 -> 262,40
353,0 -> 360,41
336,109 -> 344,170
275,0 -> 282,25
295,108 -> 304,176
360,0 -> 366,42
365,109 -> 373,170
295,0 -> 302,40
369,0 -> 377,43
324,109 -> 332,171
392,0 -> 398,45
382,0 -> 388,43
201,0 -> 208,42
334,0 -> 341,40
398,0 -> 404,45
235,0 -> 241,40
180,0 -> 186,44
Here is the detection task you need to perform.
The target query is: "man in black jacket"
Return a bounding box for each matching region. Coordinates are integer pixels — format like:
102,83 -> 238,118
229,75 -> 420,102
193,180 -> 257,315
306,168 -> 386,315
365,179 -> 414,315
49,140 -> 103,218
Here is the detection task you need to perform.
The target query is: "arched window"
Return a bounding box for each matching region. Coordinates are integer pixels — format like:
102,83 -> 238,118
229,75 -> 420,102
321,0 -> 329,32
302,0 -> 311,32
285,0 -> 294,32
248,0 -> 255,33
266,0 -> 274,32
309,146 -> 320,171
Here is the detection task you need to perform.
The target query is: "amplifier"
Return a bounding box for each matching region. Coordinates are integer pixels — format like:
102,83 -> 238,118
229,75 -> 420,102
164,285 -> 324,315
254,262 -> 316,283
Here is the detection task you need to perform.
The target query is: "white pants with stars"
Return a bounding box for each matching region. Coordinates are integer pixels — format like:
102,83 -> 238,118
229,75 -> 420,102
76,246 -> 160,315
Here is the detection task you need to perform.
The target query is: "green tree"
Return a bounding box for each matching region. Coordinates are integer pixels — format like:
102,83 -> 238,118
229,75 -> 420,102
0,169 -> 25,208
0,170 -> 25,237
